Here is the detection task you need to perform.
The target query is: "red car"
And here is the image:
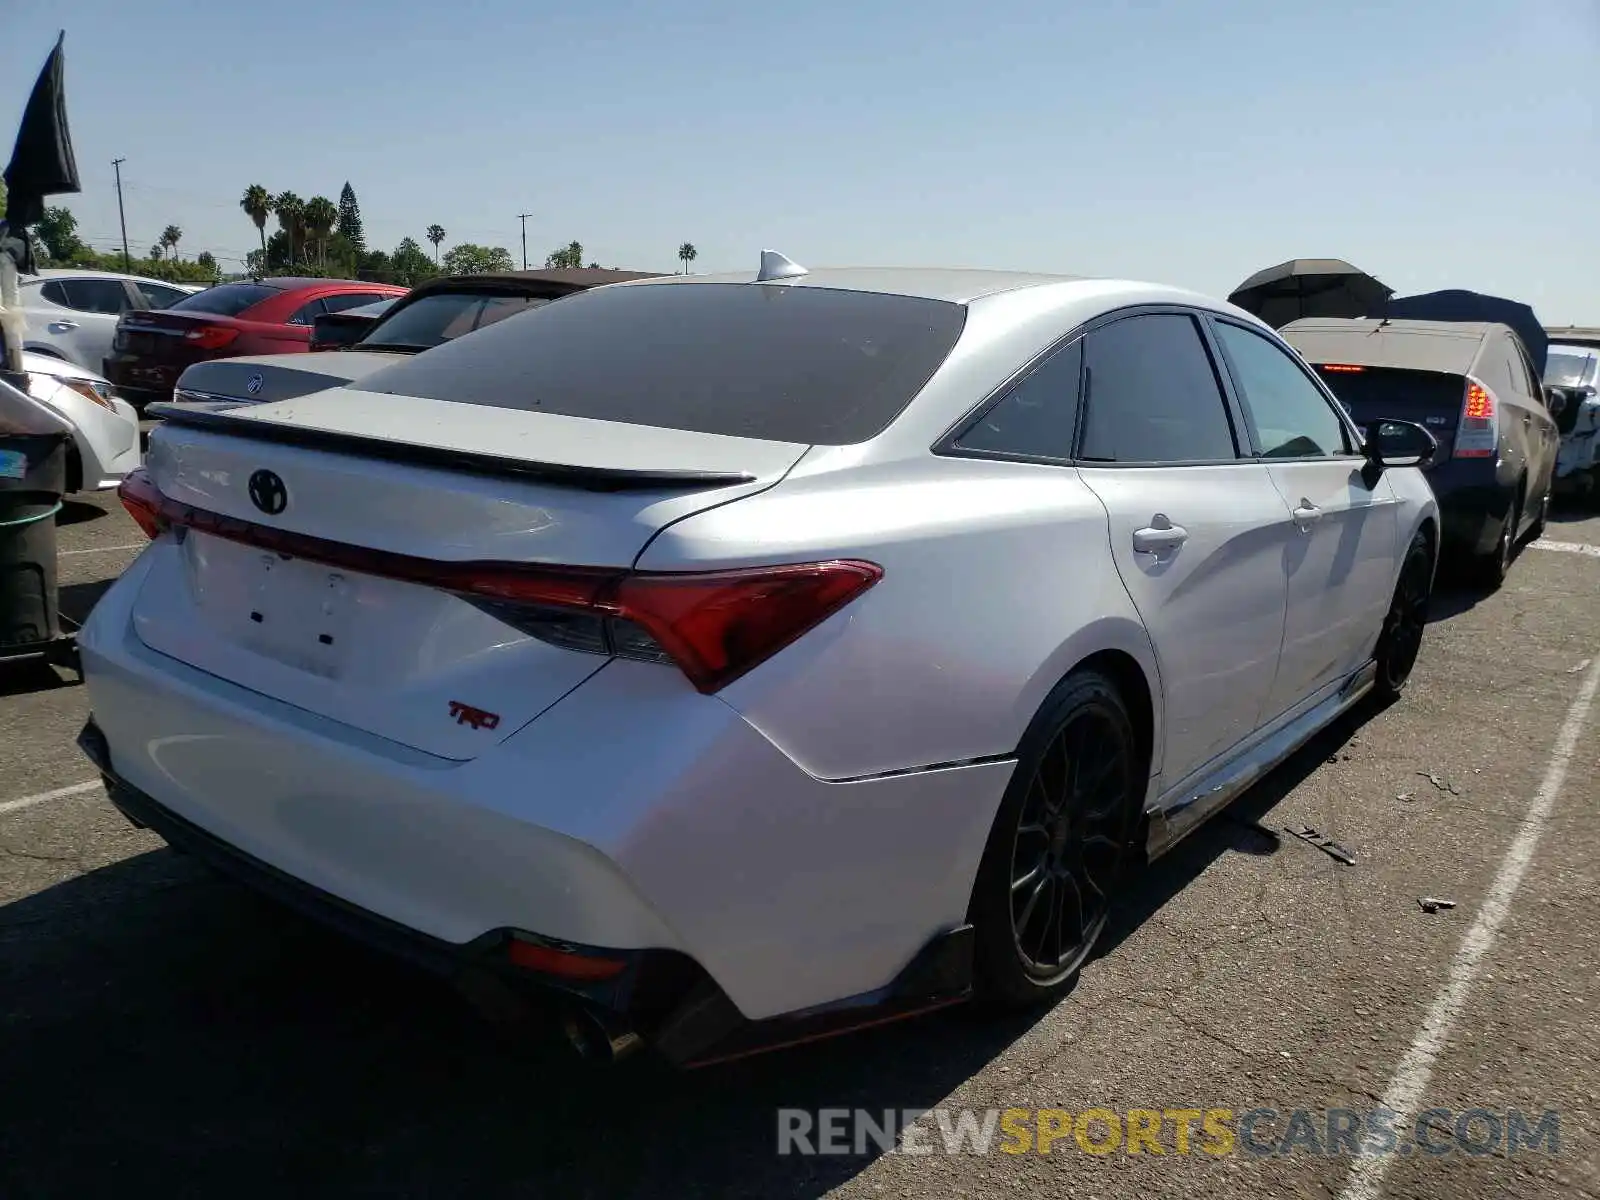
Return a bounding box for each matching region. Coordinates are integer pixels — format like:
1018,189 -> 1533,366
103,277 -> 406,409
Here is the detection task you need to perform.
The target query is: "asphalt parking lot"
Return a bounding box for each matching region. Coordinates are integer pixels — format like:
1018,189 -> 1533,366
3,491 -> 1598,1200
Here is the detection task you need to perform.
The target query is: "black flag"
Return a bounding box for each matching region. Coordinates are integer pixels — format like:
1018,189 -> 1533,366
2,32 -> 81,276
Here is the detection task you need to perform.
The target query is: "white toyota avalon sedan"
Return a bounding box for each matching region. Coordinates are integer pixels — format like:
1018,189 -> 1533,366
76,255 -> 1440,1066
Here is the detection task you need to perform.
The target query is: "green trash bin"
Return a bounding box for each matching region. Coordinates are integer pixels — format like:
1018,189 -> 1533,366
0,431 -> 69,653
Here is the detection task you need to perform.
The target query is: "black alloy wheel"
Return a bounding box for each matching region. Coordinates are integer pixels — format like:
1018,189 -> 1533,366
971,670 -> 1141,1007
1374,531 -> 1434,699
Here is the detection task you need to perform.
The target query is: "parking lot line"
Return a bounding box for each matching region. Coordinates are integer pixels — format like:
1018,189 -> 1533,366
0,779 -> 105,817
1530,538 -> 1600,558
58,543 -> 146,557
1338,653 -> 1600,1200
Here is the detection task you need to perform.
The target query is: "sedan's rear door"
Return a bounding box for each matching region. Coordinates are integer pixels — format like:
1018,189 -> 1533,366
1071,311 -> 1293,790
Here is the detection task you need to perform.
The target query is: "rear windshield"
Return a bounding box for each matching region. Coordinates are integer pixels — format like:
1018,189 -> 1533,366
167,282 -> 278,317
361,283 -> 968,444
1311,364 -> 1464,420
359,292 -> 550,351
1544,349 -> 1598,388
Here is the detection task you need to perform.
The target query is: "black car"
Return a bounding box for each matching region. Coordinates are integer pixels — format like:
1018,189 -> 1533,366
1283,316 -> 1560,588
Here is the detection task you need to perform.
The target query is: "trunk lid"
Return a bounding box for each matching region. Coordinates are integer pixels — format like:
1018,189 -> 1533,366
131,393 -> 806,760
176,351 -> 405,406
1310,364 -> 1465,462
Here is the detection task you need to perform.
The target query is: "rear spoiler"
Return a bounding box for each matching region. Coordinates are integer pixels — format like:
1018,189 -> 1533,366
145,402 -> 757,492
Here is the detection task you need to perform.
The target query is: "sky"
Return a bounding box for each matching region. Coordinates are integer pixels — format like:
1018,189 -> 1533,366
3,0 -> 1596,320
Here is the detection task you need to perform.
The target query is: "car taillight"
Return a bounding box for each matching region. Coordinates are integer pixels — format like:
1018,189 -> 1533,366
1454,377 -> 1498,459
475,560 -> 884,693
182,324 -> 239,350
117,468 -> 167,539
112,474 -> 882,693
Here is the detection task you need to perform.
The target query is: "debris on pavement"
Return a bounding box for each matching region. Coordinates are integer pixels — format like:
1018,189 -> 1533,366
1417,771 -> 1461,795
1285,825 -> 1357,865
1570,658 -> 1593,675
1419,897 -> 1458,914
1397,791 -> 1416,803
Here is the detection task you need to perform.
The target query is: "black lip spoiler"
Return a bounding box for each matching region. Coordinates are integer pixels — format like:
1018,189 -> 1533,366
145,402 -> 757,493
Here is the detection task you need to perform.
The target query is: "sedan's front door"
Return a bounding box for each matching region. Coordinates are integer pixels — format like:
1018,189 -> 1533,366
1072,312 -> 1292,790
1210,318 -> 1398,720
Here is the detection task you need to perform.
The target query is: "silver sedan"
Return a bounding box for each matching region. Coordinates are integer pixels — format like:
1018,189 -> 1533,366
80,258 -> 1439,1064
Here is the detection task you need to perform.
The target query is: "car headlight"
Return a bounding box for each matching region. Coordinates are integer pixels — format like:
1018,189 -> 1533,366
37,373 -> 120,411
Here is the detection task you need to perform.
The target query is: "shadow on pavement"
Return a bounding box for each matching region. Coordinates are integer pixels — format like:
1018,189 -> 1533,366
55,499 -> 109,527
57,578 -> 115,625
0,847 -> 1031,1199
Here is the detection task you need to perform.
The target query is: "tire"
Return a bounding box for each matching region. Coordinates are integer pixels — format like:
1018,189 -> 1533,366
1373,530 -> 1434,700
1470,492 -> 1520,590
969,669 -> 1144,1009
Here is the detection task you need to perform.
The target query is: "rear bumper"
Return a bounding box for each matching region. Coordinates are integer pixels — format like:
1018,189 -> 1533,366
77,551 -> 1008,1032
1424,459 -> 1513,556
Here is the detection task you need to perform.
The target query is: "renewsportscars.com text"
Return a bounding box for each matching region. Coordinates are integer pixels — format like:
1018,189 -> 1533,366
776,1106 -> 1561,1158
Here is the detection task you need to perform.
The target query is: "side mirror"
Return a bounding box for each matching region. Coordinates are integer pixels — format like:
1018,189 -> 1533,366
1364,419 -> 1439,470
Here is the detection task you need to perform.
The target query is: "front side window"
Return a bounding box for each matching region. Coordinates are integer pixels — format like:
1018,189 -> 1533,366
1078,313 -> 1238,463
954,338 -> 1082,460
1214,321 -> 1352,458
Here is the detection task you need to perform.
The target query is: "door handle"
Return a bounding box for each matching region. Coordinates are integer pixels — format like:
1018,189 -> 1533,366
1292,500 -> 1322,529
47,320 -> 79,332
1132,515 -> 1189,558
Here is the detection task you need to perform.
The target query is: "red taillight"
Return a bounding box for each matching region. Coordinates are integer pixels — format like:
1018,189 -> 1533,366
506,938 -> 627,981
1455,378 -> 1499,459
182,324 -> 240,350
1462,381 -> 1494,420
116,469 -> 167,539
609,562 -> 883,692
115,476 -> 882,693
474,559 -> 883,693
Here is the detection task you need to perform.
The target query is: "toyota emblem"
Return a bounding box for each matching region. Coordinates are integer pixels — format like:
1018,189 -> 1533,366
246,373 -> 264,395
247,469 -> 288,515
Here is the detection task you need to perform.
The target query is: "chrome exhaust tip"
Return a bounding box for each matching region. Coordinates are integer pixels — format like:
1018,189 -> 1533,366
563,1008 -> 644,1063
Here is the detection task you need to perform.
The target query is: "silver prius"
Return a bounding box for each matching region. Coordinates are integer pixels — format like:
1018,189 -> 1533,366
77,256 -> 1440,1066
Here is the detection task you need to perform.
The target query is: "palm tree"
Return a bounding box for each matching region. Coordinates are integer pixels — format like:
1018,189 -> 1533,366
160,225 -> 182,260
148,242 -> 164,262
304,196 -> 338,269
240,184 -> 272,262
426,224 -> 446,263
677,242 -> 697,275
273,191 -> 305,266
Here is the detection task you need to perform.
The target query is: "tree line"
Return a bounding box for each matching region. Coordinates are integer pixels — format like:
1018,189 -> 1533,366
5,177 -> 701,284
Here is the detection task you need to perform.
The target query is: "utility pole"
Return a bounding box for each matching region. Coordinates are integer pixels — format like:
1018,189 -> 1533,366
516,212 -> 532,269
111,158 -> 130,271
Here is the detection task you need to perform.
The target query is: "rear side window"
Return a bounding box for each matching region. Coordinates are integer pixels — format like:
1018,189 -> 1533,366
1079,314 -> 1238,462
168,282 -> 277,317
1213,321 -> 1352,457
362,283 -> 968,445
954,338 -> 1081,460
1545,349 -> 1598,388
41,277 -> 130,315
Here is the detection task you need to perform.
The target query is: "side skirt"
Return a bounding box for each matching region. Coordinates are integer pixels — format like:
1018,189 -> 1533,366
1143,661 -> 1376,860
